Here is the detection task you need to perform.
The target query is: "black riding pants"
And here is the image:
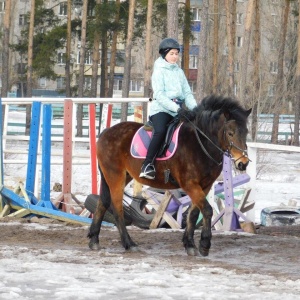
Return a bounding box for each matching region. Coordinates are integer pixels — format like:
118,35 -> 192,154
144,112 -> 174,165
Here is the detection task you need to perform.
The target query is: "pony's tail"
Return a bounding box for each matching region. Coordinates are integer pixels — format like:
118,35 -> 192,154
99,167 -> 111,209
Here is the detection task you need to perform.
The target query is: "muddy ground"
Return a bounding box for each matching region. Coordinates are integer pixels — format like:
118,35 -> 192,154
0,217 -> 300,281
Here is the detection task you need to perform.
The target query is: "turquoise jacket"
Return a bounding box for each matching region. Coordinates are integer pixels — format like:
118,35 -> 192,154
150,57 -> 197,117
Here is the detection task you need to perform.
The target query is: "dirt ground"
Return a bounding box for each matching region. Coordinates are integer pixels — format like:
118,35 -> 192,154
1,217 -> 300,281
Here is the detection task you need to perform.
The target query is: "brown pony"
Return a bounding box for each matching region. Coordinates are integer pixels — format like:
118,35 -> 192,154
88,95 -> 251,256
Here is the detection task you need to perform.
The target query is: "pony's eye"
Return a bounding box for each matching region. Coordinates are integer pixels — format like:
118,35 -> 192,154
228,131 -> 234,137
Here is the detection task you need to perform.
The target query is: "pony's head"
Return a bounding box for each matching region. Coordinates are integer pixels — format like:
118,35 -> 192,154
195,95 -> 251,171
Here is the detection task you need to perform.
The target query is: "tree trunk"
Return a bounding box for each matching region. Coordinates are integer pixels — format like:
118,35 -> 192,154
212,0 -> 219,92
108,0 -> 121,98
225,0 -> 234,96
293,0 -> 300,146
240,0 -> 255,104
121,0 -> 136,122
251,0 -> 261,141
65,0 -> 72,97
143,0 -> 153,122
271,0 -> 290,144
196,0 -> 209,100
91,0 -> 101,134
183,0 -> 191,78
100,34 -> 108,97
77,0 -> 88,137
25,0 -> 35,135
167,0 -> 178,39
1,0 -> 11,98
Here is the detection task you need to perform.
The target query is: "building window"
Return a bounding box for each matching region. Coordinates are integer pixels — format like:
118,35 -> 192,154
234,83 -> 238,96
84,76 -> 92,90
236,36 -> 243,48
17,63 -> 26,74
19,14 -> 27,26
39,78 -> 47,88
87,2 -> 95,16
268,84 -> 275,97
77,50 -> 92,65
191,7 -> 200,21
130,80 -> 143,92
237,13 -> 243,25
234,61 -> 241,73
0,1 -> 5,12
116,51 -> 125,67
189,82 -> 196,93
57,52 -> 66,65
270,38 -> 278,50
270,61 -> 278,74
114,79 -> 122,91
272,14 -> 278,26
189,55 -> 198,69
131,56 -> 136,66
57,77 -> 66,89
59,2 -> 67,16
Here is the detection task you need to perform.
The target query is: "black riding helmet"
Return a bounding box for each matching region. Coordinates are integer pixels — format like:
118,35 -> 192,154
159,38 -> 180,58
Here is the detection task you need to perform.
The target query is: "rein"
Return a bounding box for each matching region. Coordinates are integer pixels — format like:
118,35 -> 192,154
185,118 -> 248,166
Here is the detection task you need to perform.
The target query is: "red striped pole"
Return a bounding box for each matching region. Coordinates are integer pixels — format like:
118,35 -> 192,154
89,104 -> 98,194
61,99 -> 73,212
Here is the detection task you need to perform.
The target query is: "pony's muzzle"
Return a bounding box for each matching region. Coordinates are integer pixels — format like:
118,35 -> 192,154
237,160 -> 249,171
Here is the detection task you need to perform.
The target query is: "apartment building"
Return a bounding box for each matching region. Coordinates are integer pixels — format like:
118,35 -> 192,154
0,0 -> 297,112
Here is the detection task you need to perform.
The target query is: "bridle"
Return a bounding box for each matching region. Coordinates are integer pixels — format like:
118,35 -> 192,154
186,118 -> 249,166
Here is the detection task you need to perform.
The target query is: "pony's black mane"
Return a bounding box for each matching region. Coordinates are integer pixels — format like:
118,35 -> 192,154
193,95 -> 248,129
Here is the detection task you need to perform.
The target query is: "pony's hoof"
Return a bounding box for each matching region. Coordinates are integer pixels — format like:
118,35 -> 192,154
186,247 -> 198,256
199,247 -> 209,257
89,241 -> 100,251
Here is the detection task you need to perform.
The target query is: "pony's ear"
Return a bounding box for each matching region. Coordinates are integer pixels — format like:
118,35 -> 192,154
245,108 -> 252,117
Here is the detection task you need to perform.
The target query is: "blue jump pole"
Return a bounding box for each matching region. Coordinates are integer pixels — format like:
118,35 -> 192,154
25,101 -> 41,201
40,104 -> 54,208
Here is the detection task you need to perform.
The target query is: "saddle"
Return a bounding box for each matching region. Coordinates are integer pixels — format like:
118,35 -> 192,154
130,117 -> 181,161
144,116 -> 180,158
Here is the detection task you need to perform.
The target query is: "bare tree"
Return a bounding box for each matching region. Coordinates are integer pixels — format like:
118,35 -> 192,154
183,0 -> 191,78
65,0 -> 72,97
167,0 -> 178,39
225,0 -> 234,96
271,0 -> 290,144
143,0 -> 153,122
240,0 -> 255,105
212,0 -> 219,92
251,0 -> 261,141
25,0 -> 35,135
196,0 -> 209,100
1,0 -> 11,98
293,0 -> 300,146
77,0 -> 88,137
91,0 -> 101,133
121,0 -> 136,122
108,0 -> 121,98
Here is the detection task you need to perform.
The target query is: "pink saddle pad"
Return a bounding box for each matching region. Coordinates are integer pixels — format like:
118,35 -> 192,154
130,124 -> 182,160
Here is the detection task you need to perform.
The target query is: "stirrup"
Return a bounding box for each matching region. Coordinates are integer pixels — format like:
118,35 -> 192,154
139,163 -> 156,180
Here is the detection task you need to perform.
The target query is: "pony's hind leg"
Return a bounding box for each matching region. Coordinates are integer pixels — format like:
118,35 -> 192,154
110,186 -> 137,250
183,204 -> 200,256
88,173 -> 111,250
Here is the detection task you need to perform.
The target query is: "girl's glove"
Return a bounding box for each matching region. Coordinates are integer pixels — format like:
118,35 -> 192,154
177,108 -> 196,121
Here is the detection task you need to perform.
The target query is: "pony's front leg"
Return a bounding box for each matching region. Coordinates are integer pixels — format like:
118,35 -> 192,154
183,204 -> 200,256
198,199 -> 213,256
88,198 -> 108,250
